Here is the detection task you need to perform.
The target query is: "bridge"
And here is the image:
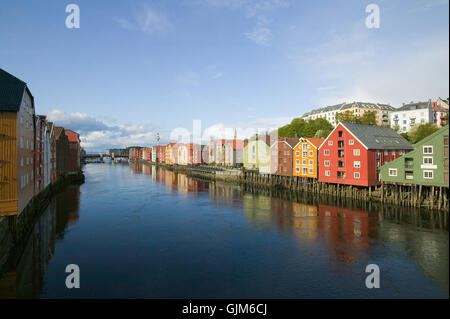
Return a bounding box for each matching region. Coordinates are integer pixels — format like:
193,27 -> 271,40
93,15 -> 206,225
82,153 -> 129,163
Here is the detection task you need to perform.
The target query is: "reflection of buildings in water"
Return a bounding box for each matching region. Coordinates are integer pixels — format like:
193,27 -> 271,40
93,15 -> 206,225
0,186 -> 81,298
317,204 -> 373,265
291,202 -> 319,240
270,197 -> 294,233
175,173 -> 208,193
164,170 -> 177,191
242,194 -> 272,229
378,213 -> 449,291
209,182 -> 242,206
151,166 -> 157,181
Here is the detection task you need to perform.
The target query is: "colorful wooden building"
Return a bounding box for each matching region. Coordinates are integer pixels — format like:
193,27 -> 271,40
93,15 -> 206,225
270,138 -> 298,176
379,125 -> 449,187
243,135 -> 273,173
55,127 -> 69,177
224,139 -> 244,167
0,68 -> 36,216
293,137 -> 324,178
65,130 -> 81,174
318,123 -> 413,187
141,148 -> 152,161
128,147 -> 141,160
165,143 -> 177,164
177,143 -> 194,166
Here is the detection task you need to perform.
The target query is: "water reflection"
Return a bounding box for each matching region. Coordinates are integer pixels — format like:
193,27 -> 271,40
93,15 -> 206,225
0,186 -> 80,298
0,162 -> 447,298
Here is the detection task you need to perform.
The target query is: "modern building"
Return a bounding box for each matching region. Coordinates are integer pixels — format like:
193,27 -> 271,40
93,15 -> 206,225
390,100 -> 434,133
0,68 -> 36,216
293,137 -> 324,178
380,125 -> 449,187
270,138 -> 299,176
302,103 -> 345,127
243,135 -> 273,173
338,102 -> 394,126
318,123 -> 413,187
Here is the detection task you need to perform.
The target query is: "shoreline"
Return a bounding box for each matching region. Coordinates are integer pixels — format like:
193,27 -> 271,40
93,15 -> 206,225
134,159 -> 449,212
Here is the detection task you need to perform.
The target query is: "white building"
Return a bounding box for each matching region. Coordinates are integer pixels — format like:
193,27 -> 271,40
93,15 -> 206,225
301,103 -> 345,127
390,100 -> 433,133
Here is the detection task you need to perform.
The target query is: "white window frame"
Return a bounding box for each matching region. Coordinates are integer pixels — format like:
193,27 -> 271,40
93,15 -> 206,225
324,160 -> 330,167
423,146 -> 433,154
354,161 -> 361,168
423,170 -> 434,179
328,140 -> 333,146
349,140 -> 354,145
423,156 -> 433,165
324,149 -> 330,156
354,172 -> 360,179
353,149 -> 360,156
389,168 -> 398,177
325,170 -> 331,176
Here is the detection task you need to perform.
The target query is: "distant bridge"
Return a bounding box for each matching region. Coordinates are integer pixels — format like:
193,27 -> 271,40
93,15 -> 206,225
82,153 -> 129,163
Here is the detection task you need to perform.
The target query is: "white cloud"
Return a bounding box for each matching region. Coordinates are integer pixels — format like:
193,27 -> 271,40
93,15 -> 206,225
114,5 -> 172,35
46,109 -> 158,152
244,22 -> 272,46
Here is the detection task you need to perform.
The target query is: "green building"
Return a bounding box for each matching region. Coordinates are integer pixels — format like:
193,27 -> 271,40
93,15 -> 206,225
380,125 -> 449,187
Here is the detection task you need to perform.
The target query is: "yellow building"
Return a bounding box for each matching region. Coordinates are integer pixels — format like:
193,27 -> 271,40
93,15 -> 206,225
292,137 -> 324,179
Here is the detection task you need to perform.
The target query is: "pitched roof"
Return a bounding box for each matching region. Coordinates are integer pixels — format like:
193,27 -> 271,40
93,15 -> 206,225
0,68 -> 28,112
54,126 -> 65,139
65,130 -> 80,143
305,138 -> 324,148
395,101 -> 430,112
340,101 -> 395,111
341,123 -> 413,150
273,137 -> 299,148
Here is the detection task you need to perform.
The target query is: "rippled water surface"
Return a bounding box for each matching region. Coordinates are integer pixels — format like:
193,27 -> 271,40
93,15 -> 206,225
0,162 -> 448,298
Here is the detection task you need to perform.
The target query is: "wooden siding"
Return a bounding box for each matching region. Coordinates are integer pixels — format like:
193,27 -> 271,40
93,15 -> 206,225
0,112 -> 18,216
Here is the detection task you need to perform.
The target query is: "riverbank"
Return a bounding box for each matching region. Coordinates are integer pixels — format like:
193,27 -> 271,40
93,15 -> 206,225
134,159 -> 448,212
0,171 -> 85,274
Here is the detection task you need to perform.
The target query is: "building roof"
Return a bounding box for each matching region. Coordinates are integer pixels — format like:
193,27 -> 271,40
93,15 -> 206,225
305,137 -> 325,148
394,101 -> 431,112
65,130 -> 80,143
340,101 -> 395,111
0,68 -> 30,112
273,137 -> 299,148
54,126 -> 65,139
341,123 -> 413,150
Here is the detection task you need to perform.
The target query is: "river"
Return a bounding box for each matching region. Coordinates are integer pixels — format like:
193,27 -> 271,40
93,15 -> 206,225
0,162 -> 448,298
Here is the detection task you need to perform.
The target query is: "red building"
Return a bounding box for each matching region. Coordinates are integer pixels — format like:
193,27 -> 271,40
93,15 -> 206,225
318,123 -> 413,187
128,147 -> 141,160
48,122 -> 57,183
34,115 -> 46,194
65,130 -> 81,174
270,138 -> 299,175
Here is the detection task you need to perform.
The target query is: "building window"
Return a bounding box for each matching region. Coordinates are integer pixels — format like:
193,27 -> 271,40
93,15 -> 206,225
296,167 -> 300,173
338,150 -> 344,158
302,160 -> 307,165
324,149 -> 330,156
338,141 -> 344,148
424,170 -> 434,179
20,136 -> 23,148
423,157 -> 433,165
354,172 -> 360,179
354,161 -> 361,168
309,168 -> 314,174
302,168 -> 307,175
384,151 -> 389,156
338,161 -> 344,168
324,160 -> 330,167
309,151 -> 314,157
405,171 -> 414,180
325,170 -> 331,176
328,141 -> 333,146
302,152 -> 307,158
423,146 -> 433,154
338,131 -> 343,137
309,160 -> 313,166
296,151 -> 300,156
349,140 -> 354,145
337,171 -> 346,179
296,159 -> 300,165
353,149 -> 360,156
389,168 -> 397,176
302,143 -> 307,150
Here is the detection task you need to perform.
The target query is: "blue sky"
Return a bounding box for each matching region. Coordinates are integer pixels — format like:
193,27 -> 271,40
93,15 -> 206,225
1,0 -> 448,152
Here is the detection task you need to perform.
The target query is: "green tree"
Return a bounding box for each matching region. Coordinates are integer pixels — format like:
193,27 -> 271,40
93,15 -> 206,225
407,123 -> 440,144
336,111 -> 358,124
360,111 -> 377,125
278,117 -> 333,139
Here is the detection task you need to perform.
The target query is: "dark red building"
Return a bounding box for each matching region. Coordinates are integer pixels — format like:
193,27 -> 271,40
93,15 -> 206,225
65,130 -> 81,174
318,123 -> 413,187
270,138 -> 299,176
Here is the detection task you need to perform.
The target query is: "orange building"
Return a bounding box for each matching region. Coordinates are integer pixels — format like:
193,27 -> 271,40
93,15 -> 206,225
165,143 -> 177,165
293,137 -> 324,178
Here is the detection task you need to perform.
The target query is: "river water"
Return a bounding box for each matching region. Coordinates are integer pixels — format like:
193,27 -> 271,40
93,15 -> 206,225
0,162 -> 448,298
